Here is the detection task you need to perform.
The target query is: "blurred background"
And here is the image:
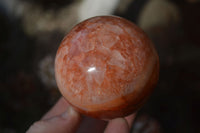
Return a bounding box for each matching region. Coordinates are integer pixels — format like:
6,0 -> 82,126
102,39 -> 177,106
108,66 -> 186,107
0,0 -> 200,133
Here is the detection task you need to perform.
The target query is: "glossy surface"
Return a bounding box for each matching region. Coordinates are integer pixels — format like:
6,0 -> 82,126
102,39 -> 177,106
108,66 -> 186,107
55,16 -> 159,119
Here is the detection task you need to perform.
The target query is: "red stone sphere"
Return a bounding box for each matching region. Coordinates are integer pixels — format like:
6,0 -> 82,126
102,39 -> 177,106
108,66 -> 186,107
55,16 -> 159,119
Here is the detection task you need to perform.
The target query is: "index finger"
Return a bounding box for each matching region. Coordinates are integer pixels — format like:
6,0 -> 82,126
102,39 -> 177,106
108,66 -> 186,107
41,97 -> 70,120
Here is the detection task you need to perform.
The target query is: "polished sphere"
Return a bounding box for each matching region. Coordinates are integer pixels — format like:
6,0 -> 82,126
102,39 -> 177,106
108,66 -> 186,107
55,16 -> 159,119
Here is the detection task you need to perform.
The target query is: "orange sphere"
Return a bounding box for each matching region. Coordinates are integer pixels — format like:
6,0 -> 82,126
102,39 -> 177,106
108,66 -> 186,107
55,16 -> 159,119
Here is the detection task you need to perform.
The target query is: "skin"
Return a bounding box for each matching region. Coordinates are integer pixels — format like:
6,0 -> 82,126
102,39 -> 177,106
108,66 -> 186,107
26,97 -> 136,133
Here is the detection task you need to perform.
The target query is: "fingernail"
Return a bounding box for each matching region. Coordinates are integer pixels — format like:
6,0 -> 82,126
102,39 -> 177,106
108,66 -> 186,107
61,106 -> 78,119
112,118 -> 127,124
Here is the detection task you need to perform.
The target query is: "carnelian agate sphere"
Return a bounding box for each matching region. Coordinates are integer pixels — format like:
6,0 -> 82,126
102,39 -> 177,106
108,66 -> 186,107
55,16 -> 159,119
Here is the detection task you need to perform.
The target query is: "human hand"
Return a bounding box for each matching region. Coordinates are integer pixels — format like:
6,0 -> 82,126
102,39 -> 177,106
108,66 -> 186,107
27,97 -> 136,133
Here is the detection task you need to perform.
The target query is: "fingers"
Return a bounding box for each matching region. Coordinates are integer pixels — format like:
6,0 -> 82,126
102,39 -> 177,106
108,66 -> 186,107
104,112 -> 136,133
125,113 -> 136,129
27,106 -> 81,133
42,97 -> 70,120
27,97 -> 136,133
76,116 -> 107,133
104,118 -> 129,133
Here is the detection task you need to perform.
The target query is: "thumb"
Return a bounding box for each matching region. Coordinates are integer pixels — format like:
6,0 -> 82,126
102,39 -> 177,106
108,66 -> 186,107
26,107 -> 81,133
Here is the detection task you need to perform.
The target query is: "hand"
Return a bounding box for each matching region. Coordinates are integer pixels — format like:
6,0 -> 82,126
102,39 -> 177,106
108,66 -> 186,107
27,97 -> 136,133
